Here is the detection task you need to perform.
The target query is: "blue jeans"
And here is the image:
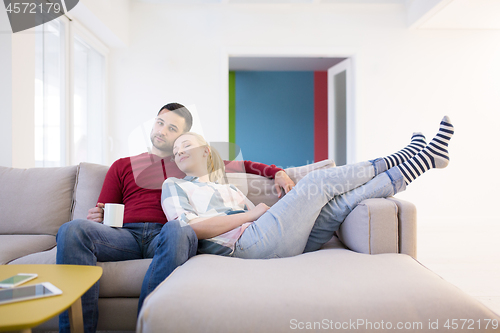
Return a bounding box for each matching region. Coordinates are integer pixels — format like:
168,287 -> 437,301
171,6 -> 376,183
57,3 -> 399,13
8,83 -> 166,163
56,220 -> 197,333
232,162 -> 406,259
304,162 -> 404,252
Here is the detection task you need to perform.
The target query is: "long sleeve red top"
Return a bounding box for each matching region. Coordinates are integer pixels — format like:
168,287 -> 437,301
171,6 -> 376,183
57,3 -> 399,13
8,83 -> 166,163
97,153 -> 283,225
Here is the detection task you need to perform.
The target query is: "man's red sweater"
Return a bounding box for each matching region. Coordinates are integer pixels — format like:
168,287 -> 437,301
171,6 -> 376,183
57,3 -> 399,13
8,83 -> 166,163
97,153 -> 283,225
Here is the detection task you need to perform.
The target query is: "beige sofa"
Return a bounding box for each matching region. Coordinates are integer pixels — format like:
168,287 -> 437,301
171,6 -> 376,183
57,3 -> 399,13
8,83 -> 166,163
0,161 -> 498,332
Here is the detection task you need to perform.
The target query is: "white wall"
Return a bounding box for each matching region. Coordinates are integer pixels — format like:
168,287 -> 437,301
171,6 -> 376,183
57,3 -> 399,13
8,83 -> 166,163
108,2 -> 500,223
11,32 -> 35,168
70,0 -> 131,47
0,8 -> 35,168
0,7 -> 12,167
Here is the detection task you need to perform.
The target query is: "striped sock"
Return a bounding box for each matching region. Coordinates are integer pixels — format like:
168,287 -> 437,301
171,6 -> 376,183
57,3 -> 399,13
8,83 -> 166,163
397,116 -> 454,185
382,132 -> 427,170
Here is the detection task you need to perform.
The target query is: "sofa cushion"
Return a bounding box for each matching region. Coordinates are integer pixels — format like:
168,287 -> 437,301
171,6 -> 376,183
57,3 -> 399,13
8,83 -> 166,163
0,165 -> 77,235
8,246 -> 57,265
71,162 -> 109,220
225,173 -> 277,207
69,160 -> 335,215
138,251 -> 500,333
227,159 -> 335,207
97,259 -> 152,297
0,235 -> 56,264
284,159 -> 335,184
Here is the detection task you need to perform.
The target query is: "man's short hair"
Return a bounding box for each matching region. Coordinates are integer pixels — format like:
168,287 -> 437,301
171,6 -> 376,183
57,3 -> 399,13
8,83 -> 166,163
158,103 -> 193,132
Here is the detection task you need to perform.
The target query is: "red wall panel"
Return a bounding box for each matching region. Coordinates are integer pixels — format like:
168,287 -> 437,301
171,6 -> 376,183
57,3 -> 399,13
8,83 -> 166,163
314,72 -> 328,162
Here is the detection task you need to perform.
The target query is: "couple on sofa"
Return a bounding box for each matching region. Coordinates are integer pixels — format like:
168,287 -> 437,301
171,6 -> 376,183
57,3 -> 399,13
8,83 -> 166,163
56,102 -> 454,333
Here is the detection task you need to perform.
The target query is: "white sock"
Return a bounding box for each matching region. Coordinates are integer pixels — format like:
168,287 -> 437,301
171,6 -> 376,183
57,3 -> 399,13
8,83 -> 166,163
397,116 -> 454,185
382,132 -> 427,170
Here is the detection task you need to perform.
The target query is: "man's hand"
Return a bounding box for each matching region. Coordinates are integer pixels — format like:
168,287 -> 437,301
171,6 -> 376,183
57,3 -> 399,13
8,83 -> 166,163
87,203 -> 105,223
246,203 -> 270,221
274,170 -> 295,198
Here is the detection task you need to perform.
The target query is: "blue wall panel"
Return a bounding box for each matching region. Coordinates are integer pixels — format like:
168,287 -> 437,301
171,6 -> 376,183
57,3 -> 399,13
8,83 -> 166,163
235,71 -> 314,169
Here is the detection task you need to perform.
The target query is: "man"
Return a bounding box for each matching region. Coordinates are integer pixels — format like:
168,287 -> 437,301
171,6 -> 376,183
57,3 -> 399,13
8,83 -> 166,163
56,103 -> 295,333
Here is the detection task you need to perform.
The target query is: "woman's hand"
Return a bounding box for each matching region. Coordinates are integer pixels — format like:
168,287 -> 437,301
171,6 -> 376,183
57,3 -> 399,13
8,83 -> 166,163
190,203 -> 270,240
246,203 -> 270,221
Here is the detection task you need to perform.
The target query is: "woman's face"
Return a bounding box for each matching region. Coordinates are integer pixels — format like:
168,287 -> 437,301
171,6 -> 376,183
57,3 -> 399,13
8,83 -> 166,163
173,134 -> 208,176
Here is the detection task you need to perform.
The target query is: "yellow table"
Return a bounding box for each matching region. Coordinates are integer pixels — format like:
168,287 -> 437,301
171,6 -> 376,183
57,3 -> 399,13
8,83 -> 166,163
0,265 -> 102,333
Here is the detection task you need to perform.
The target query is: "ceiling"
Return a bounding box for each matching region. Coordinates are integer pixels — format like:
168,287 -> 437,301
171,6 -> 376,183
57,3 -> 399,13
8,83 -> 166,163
136,0 -> 404,3
134,0 -> 500,29
134,0 -> 499,70
418,0 -> 500,29
229,57 -> 346,71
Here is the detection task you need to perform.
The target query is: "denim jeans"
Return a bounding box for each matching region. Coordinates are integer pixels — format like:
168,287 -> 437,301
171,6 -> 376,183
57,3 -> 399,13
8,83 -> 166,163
56,220 -> 197,333
304,162 -> 405,252
232,162 -> 406,259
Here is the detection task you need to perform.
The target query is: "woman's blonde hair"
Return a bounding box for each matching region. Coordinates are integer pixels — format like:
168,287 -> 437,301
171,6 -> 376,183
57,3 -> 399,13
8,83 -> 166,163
179,132 -> 226,183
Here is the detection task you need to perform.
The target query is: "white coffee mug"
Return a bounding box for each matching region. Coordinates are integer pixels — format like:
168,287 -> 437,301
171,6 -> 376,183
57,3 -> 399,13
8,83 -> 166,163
102,204 -> 124,228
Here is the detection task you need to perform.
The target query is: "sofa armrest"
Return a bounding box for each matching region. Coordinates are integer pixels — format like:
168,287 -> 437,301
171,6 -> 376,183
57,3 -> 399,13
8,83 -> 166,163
336,197 -> 417,259
387,197 -> 417,258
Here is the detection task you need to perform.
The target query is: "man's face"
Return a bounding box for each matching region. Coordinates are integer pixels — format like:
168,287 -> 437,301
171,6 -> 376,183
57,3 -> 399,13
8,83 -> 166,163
150,110 -> 187,156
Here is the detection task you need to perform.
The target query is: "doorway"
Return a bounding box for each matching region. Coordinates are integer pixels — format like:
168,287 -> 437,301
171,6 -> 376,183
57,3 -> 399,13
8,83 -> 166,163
228,56 -> 354,167
328,58 -> 353,166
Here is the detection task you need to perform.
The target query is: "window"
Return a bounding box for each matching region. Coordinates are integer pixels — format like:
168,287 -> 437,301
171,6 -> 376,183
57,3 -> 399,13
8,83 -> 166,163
72,29 -> 106,165
35,17 -> 68,167
35,18 -> 107,167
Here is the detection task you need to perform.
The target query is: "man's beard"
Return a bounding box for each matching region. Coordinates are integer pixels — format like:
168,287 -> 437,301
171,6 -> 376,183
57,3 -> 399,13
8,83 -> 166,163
151,134 -> 173,154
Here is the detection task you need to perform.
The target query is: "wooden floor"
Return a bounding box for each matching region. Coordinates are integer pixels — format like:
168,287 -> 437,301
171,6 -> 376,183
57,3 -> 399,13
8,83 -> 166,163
417,217 -> 500,316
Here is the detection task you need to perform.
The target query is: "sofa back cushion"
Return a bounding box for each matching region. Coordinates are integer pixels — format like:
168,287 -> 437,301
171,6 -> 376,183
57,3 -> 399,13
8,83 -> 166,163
227,159 -> 335,206
69,159 -> 336,221
0,165 -> 77,235
71,162 -> 109,220
284,159 -> 335,184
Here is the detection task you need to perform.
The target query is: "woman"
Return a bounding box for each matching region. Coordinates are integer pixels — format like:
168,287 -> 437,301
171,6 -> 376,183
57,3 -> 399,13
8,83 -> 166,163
161,116 -> 454,259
